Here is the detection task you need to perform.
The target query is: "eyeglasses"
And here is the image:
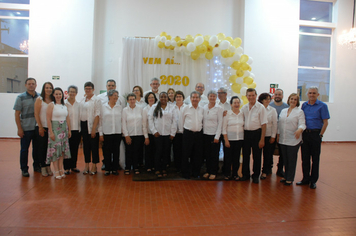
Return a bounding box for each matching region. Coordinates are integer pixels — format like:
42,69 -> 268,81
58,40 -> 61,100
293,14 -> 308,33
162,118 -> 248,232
133,89 -> 140,92
196,86 -> 204,89
217,92 -> 226,94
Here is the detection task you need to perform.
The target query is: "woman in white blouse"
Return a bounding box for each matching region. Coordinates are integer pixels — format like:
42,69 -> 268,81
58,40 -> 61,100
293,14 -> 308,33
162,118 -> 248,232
167,88 -> 176,105
79,82 -> 101,175
142,92 -> 158,172
222,96 -> 244,180
258,93 -> 278,180
202,90 -> 223,180
122,93 -> 149,175
172,91 -> 186,172
133,85 -> 147,108
34,82 -> 54,177
99,90 -> 122,176
148,92 -> 177,177
277,93 -> 306,186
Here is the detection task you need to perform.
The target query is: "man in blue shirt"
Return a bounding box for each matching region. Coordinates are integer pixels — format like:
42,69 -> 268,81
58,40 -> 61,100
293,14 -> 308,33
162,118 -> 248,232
297,87 -> 330,189
13,78 -> 40,177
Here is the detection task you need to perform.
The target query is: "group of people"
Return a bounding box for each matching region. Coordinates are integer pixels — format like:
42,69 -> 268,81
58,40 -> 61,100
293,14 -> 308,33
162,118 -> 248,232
14,77 -> 330,189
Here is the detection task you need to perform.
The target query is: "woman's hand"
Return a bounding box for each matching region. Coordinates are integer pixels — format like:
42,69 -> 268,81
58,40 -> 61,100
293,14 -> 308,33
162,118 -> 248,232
91,132 -> 96,139
144,138 -> 150,145
39,127 -> 45,137
225,140 -> 230,148
213,139 -> 219,143
125,136 -> 132,145
50,132 -> 55,141
270,137 -> 275,144
294,129 -> 303,139
154,132 -> 160,138
169,135 -> 174,140
68,130 -> 72,139
223,110 -> 227,117
99,135 -> 104,142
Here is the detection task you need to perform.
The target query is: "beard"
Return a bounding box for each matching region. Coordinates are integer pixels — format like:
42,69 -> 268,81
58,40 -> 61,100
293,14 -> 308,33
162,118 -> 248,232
274,97 -> 282,102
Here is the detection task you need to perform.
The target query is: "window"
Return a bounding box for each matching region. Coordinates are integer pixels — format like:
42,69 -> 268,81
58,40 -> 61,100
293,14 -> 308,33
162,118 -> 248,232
0,1 -> 29,93
298,0 -> 336,102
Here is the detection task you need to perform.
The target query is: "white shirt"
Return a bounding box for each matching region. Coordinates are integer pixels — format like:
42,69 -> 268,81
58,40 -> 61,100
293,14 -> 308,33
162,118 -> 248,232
37,97 -> 49,128
222,110 -> 244,141
122,105 -> 148,138
143,89 -> 159,100
241,101 -> 268,131
97,92 -> 126,108
278,107 -> 306,146
65,99 -> 80,131
217,99 -> 231,111
79,95 -> 101,134
136,98 -> 147,109
184,94 -> 209,107
174,104 -> 187,133
168,101 -> 176,106
148,104 -> 177,136
265,105 -> 278,138
142,105 -> 154,134
203,104 -> 223,139
182,104 -> 204,132
52,103 -> 68,121
99,102 -> 122,136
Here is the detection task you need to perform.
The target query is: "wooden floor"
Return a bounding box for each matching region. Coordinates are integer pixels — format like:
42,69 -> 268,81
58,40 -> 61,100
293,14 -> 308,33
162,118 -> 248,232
0,139 -> 355,236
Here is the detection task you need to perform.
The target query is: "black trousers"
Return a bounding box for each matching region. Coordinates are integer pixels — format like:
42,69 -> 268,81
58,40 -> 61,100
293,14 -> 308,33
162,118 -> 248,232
301,131 -> 322,183
270,140 -> 284,172
154,135 -> 171,172
81,121 -> 99,164
224,140 -> 243,177
262,136 -> 274,174
102,134 -> 122,171
182,129 -> 203,177
204,134 -> 220,175
280,143 -> 301,182
172,133 -> 183,171
145,134 -> 155,170
124,135 -> 144,170
64,130 -> 81,170
35,126 -> 50,167
242,129 -> 262,179
20,130 -> 39,172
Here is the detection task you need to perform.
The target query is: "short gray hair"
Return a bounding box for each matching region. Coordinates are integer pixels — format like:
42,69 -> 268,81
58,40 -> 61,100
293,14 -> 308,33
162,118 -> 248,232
107,89 -> 118,100
308,86 -> 319,93
275,88 -> 284,94
207,90 -> 217,97
150,77 -> 160,84
190,91 -> 201,98
67,85 -> 78,93
218,87 -> 227,93
126,92 -> 136,101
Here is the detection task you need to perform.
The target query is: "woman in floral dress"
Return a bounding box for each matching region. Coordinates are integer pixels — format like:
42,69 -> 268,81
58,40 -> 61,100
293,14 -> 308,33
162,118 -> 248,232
46,87 -> 71,180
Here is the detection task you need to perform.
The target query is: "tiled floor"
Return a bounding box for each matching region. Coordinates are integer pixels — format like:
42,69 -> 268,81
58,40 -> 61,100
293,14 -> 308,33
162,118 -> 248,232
0,139 -> 355,235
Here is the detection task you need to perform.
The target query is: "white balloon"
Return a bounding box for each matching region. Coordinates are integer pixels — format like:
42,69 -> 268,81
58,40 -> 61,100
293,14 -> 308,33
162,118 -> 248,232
165,40 -> 171,47
209,35 -> 218,46
236,47 -> 243,54
236,77 -> 243,84
250,73 -> 255,79
240,87 -> 248,95
243,71 -> 251,78
194,36 -> 204,46
220,40 -> 231,50
230,68 -> 237,75
171,41 -> 177,47
225,58 -> 234,67
229,45 -> 236,52
174,47 -> 180,53
180,46 -> 185,52
242,83 -> 248,88
232,53 -> 242,61
184,49 -> 190,56
160,36 -> 167,43
155,35 -> 161,43
187,42 -> 196,52
212,47 -> 221,56
247,56 -> 253,65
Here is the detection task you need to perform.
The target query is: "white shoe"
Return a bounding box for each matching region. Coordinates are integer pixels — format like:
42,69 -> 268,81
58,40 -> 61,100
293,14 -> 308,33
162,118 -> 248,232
203,173 -> 209,179
209,174 -> 216,180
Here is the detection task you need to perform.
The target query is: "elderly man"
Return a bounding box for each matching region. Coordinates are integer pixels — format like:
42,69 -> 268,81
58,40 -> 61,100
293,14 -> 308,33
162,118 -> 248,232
269,88 -> 289,177
184,83 -> 209,107
217,87 -> 231,111
143,77 -> 160,100
97,79 -> 126,107
13,78 -> 40,177
297,87 -> 330,189
181,91 -> 204,179
240,88 -> 267,183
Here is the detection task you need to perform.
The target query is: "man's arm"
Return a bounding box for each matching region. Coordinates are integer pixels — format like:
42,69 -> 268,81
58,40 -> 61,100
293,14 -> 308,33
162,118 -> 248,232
320,119 -> 328,136
259,124 -> 266,149
15,110 -> 24,138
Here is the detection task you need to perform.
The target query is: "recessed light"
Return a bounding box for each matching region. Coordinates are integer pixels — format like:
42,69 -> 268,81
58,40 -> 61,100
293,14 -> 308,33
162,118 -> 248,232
311,17 -> 316,20
16,12 -> 21,15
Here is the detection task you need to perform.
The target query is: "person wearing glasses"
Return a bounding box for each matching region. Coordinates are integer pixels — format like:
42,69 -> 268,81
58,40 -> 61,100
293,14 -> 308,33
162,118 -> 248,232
143,78 -> 160,100
184,83 -> 209,107
133,85 -> 147,108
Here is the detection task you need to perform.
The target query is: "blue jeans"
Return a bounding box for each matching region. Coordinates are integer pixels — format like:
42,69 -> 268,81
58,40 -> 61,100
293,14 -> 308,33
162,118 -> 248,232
20,130 -> 39,172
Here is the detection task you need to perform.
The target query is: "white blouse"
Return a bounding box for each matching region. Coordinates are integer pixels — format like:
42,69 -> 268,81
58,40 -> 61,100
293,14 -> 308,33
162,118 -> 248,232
222,110 -> 244,141
148,104 -> 177,136
37,97 -> 49,128
79,95 -> 101,134
241,101 -> 268,131
65,99 -> 80,131
278,107 -> 306,146
122,105 -> 148,138
174,104 -> 187,134
52,103 -> 68,121
136,98 -> 147,109
99,103 -> 122,135
265,105 -> 278,138
142,105 -> 154,135
182,104 -> 204,132
217,99 -> 231,111
203,104 -> 223,139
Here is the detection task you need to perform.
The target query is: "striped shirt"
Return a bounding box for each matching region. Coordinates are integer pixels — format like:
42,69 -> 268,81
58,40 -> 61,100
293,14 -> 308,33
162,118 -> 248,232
13,91 -> 39,131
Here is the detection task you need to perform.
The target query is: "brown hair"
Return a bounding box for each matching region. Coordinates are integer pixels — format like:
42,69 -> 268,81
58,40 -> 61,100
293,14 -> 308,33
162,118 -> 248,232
287,93 -> 300,107
133,85 -> 143,97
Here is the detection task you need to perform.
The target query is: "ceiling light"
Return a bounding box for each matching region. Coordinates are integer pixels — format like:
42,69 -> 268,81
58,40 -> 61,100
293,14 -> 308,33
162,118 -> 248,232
338,0 -> 356,49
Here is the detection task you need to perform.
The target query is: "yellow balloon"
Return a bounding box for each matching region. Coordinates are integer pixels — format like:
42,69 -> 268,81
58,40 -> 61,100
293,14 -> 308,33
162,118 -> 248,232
169,45 -> 175,50
229,75 -> 238,83
185,35 -> 194,43
183,41 -> 188,47
236,70 -> 244,77
205,52 -> 213,60
198,45 -> 207,54
243,76 -> 254,85
160,32 -> 167,37
158,42 -> 165,48
221,49 -> 229,58
177,40 -> 184,47
241,62 -> 249,71
174,36 -> 181,42
233,37 -> 242,48
217,33 -> 226,41
242,96 -> 248,104
231,61 -> 241,70
204,35 -> 211,41
226,36 -> 233,44
167,35 -> 172,40
248,64 -> 252,71
207,45 -> 213,52
231,83 -> 242,94
203,40 -> 209,47
228,52 -> 234,57
248,82 -> 257,89
240,54 -> 249,63
191,51 -> 200,60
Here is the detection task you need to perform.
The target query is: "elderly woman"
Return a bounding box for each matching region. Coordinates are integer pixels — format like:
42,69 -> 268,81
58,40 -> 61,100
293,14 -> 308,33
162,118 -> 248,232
277,93 -> 306,186
142,92 -> 158,172
202,90 -> 223,180
34,82 -> 54,176
167,88 -> 176,105
172,91 -> 186,172
148,92 -> 177,177
46,87 -> 71,179
122,93 -> 149,175
79,82 -> 101,175
258,93 -> 278,180
64,85 -> 81,175
99,89 -> 123,176
222,96 -> 244,180
133,85 -> 147,108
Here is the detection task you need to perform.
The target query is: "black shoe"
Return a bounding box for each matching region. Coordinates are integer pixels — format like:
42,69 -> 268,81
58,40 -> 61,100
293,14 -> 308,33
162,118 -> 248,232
252,178 -> 259,184
71,168 -> 80,173
112,171 -> 119,176
276,170 -> 285,177
64,170 -> 70,175
34,166 -> 41,173
296,181 -> 310,185
284,182 -> 292,186
101,164 -> 105,170
104,171 -> 110,176
310,183 -> 317,189
280,179 -> 286,183
22,170 -> 30,177
239,176 -> 249,181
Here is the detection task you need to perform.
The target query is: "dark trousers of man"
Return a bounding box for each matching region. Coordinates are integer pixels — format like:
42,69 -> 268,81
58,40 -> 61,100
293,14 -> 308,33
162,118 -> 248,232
35,126 -> 50,167
145,134 -> 155,170
102,134 -> 122,171
154,135 -> 171,173
20,130 -> 39,172
124,135 -> 144,171
242,129 -> 262,180
301,130 -> 321,184
182,129 -> 203,178
64,130 -> 81,170
280,143 -> 301,182
204,134 -> 220,175
81,121 -> 99,164
261,136 -> 274,175
270,140 -> 284,174
224,140 -> 243,177
172,133 -> 183,171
